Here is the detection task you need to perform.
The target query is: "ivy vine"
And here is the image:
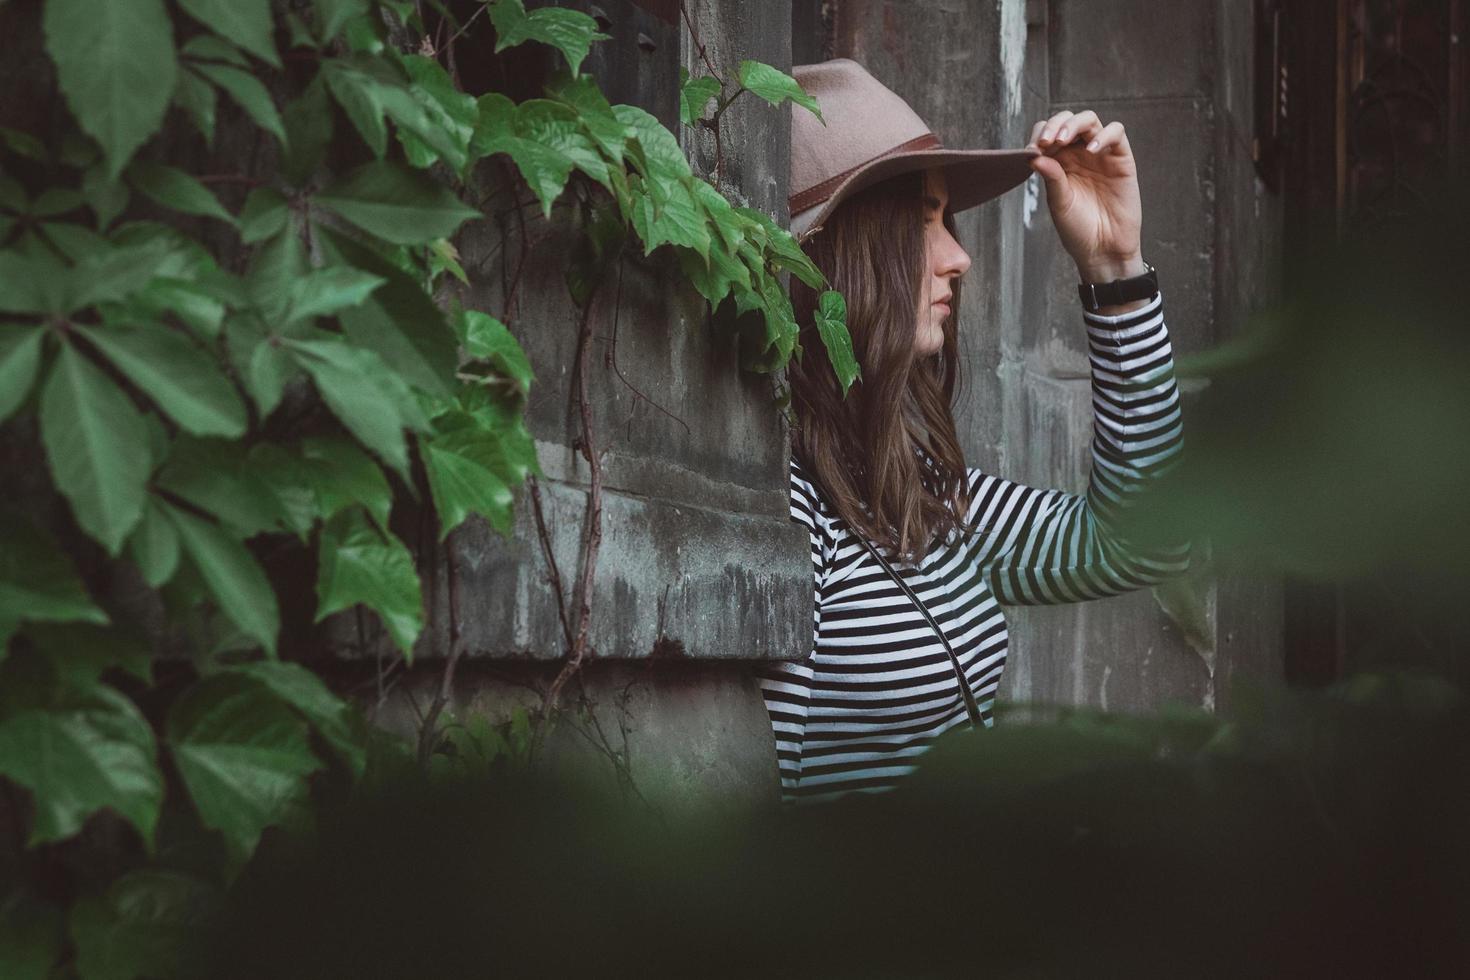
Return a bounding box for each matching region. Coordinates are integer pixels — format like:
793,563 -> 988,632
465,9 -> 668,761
0,0 -> 857,974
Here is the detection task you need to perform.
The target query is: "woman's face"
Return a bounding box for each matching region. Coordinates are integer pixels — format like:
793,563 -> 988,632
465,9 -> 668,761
915,167 -> 971,357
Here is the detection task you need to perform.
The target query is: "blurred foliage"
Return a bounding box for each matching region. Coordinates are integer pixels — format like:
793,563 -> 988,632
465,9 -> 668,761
189,670 -> 1465,979
1123,188 -> 1470,607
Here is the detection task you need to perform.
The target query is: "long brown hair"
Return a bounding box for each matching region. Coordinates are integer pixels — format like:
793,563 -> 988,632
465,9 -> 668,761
788,169 -> 983,565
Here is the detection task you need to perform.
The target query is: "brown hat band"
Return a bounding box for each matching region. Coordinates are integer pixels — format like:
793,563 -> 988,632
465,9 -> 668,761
788,132 -> 943,215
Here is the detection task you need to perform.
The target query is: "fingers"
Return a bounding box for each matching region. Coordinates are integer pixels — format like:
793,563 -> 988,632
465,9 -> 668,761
1028,109 -> 1128,153
1085,120 -> 1129,155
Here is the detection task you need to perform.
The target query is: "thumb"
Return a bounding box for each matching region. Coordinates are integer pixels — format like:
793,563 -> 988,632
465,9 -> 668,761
1029,154 -> 1069,199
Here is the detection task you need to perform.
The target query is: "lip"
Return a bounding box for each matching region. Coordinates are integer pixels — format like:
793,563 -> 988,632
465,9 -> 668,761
932,301 -> 951,314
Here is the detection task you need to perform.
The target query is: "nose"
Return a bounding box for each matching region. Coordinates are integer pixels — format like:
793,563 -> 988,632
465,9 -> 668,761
935,225 -> 971,280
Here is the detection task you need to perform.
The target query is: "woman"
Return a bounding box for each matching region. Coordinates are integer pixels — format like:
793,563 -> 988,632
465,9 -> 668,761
758,59 -> 1190,805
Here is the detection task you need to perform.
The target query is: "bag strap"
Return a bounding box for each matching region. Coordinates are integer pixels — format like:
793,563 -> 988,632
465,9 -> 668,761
805,466 -> 982,729
847,532 -> 983,729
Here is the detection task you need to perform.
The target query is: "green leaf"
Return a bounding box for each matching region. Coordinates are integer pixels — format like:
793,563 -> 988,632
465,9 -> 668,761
155,437 -> 287,538
0,125 -> 48,163
393,53 -> 476,174
179,34 -> 251,69
422,427 -> 515,538
127,499 -> 181,588
128,277 -> 230,340
314,0 -> 369,42
613,104 -> 690,187
37,222 -> 106,263
322,59 -> 390,158
284,267 -> 385,323
0,511 -> 108,648
246,223 -> 306,323
315,507 -> 423,656
428,238 -> 468,284
815,289 -> 859,395
735,205 -> 824,288
737,60 -> 823,120
316,226 -> 457,396
472,93 -> 576,217
81,165 -> 130,230
287,336 -> 429,476
300,436 -> 393,530
173,66 -> 218,144
39,345 -> 151,555
280,74 -> 332,184
316,161 -> 480,245
239,187 -> 289,244
675,240 -> 749,307
679,69 -> 722,126
167,673 -> 322,865
175,0 -> 281,68
0,327 -> 44,423
69,871 -> 221,980
67,238 -> 184,312
42,0 -> 177,180
517,98 -> 610,189
24,623 -> 154,688
80,322 -> 247,436
632,177 -> 710,259
0,249 -> 70,314
224,661 -> 366,777
191,62 -> 288,146
544,72 -> 629,166
163,503 -> 280,657
177,0 -> 277,67
0,652 -> 162,846
31,189 -> 84,218
489,0 -> 610,76
457,310 -> 533,393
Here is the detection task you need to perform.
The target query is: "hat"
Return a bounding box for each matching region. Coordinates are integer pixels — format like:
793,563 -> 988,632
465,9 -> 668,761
788,58 -> 1039,242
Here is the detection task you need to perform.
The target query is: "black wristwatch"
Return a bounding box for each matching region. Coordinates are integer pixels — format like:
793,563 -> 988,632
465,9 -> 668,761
1077,259 -> 1158,312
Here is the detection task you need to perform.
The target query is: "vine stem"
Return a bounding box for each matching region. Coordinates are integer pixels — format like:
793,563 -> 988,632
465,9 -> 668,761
539,277 -> 608,727
528,474 -> 575,651
417,529 -> 462,767
679,1 -> 728,185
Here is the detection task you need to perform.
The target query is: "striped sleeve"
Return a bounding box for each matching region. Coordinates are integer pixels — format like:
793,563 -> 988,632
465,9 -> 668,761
753,459 -> 831,796
966,290 -> 1191,605
787,458 -> 831,624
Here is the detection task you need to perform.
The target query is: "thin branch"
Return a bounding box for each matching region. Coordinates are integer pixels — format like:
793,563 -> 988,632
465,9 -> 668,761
444,1 -> 488,49
418,530 -> 463,767
528,474 -> 576,651
679,1 -> 721,80
602,251 -> 691,438
540,279 -> 608,720
679,1 -> 729,185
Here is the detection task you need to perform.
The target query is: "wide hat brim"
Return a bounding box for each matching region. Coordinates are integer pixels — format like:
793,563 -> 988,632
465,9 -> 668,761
789,146 -> 1040,242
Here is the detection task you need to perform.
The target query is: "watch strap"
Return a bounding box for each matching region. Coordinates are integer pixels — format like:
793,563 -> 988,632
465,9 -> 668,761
1077,260 -> 1158,312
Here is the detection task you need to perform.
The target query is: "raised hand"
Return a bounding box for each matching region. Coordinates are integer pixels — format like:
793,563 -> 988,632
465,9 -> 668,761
1026,109 -> 1146,283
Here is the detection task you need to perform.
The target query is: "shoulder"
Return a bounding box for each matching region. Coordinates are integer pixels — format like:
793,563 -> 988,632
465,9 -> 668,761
788,454 -> 829,527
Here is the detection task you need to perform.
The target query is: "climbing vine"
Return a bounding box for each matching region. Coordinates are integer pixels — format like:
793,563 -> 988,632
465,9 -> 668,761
0,0 -> 856,974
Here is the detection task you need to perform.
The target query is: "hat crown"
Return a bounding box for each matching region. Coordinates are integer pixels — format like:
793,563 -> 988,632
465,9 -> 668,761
790,59 -> 938,203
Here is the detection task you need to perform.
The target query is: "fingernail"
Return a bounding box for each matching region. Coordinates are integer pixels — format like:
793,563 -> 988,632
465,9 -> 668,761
1087,140 -> 1101,152
1057,128 -> 1069,141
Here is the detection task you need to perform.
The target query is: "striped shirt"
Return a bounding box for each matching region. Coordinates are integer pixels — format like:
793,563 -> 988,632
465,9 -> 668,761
757,292 -> 1190,805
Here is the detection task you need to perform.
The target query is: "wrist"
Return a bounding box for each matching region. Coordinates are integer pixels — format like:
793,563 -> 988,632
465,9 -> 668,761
1077,253 -> 1147,284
